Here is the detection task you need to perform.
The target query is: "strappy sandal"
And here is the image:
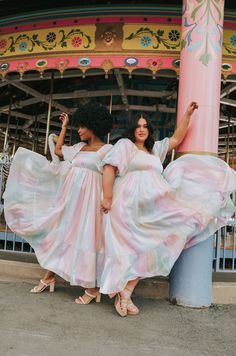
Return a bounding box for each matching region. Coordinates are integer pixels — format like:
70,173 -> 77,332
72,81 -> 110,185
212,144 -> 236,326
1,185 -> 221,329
30,279 -> 55,293
114,293 -> 128,317
127,298 -> 139,315
75,290 -> 101,305
123,286 -> 139,315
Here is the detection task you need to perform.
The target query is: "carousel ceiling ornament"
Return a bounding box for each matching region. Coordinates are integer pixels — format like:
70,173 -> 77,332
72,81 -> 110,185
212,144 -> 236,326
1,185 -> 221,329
147,58 -> 163,74
36,59 -> 48,68
100,29 -> 117,47
78,57 -> 91,66
124,57 -> 138,66
0,16 -> 234,77
55,59 -> 70,75
0,63 -> 9,71
172,59 -> 180,68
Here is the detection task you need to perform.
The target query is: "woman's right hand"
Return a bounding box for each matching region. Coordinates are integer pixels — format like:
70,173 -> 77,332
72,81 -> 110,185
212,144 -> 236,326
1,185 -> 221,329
101,198 -> 112,214
59,112 -> 69,128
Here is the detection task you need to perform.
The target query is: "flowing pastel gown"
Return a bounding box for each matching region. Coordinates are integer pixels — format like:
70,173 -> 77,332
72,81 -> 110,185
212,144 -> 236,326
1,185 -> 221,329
99,138 -> 236,294
3,142 -> 112,287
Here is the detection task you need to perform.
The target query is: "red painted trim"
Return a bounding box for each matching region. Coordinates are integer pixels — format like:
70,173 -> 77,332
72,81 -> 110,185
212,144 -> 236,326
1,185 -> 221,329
223,21 -> 236,29
0,16 -> 181,35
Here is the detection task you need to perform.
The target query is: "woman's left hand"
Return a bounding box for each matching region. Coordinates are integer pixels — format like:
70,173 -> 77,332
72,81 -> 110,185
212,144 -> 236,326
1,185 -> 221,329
101,198 -> 112,214
186,101 -> 198,117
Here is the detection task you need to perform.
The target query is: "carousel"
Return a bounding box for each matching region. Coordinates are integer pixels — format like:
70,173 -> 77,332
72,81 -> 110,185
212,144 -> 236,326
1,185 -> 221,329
0,0 -> 235,274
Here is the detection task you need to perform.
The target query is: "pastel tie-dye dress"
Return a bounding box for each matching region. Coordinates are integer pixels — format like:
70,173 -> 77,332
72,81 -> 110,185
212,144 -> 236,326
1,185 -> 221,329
99,138 -> 236,294
3,142 -> 112,287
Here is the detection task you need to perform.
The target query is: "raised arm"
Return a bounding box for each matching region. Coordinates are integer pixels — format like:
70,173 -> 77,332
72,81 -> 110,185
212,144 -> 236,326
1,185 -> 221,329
55,112 -> 69,158
101,165 -> 117,214
168,101 -> 198,152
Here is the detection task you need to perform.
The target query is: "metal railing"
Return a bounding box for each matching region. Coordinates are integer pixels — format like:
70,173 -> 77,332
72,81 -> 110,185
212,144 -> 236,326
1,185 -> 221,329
213,192 -> 236,272
0,222 -> 34,253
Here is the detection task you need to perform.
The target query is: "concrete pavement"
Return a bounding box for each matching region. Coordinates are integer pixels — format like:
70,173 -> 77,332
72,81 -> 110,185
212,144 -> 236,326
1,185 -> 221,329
0,281 -> 235,356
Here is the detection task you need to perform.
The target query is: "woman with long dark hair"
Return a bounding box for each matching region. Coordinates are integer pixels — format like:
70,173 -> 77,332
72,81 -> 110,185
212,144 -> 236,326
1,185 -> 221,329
4,102 -> 112,304
100,102 -> 236,316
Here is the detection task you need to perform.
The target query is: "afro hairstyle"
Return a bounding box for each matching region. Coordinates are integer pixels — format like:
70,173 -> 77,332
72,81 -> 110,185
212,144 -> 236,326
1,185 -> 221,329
72,101 -> 113,140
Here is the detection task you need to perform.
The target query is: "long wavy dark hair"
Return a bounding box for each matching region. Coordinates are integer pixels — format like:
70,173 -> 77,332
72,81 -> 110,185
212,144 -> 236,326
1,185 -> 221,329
126,112 -> 155,152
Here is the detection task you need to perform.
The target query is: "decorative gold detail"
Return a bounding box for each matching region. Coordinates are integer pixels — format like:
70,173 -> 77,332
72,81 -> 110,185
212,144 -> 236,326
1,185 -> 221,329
101,59 -> 113,73
147,58 -> 163,75
124,67 -> 134,78
55,59 -> 69,75
101,29 -> 117,47
16,62 -> 28,79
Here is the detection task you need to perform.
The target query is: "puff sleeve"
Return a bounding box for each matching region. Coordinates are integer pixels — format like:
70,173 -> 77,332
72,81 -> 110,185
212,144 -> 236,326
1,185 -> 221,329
102,139 -> 137,176
152,138 -> 170,163
61,142 -> 85,162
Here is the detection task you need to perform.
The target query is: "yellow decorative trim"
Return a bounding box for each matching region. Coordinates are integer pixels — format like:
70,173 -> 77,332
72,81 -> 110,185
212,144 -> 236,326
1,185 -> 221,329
0,25 -> 235,59
122,24 -> 181,51
0,25 -> 96,57
222,29 -> 236,57
176,151 -> 218,158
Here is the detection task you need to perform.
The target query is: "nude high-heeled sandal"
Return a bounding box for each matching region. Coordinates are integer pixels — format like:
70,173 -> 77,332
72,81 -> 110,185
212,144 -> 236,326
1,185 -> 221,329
127,298 -> 139,315
30,279 -> 55,293
75,290 -> 101,304
125,287 -> 139,315
114,293 -> 128,317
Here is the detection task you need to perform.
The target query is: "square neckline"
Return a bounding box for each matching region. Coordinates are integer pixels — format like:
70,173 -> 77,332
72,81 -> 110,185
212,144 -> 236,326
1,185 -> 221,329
79,142 -> 112,154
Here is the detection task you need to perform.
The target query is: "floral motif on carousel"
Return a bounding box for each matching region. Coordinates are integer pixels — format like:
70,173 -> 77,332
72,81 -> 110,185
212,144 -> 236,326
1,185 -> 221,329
140,36 -> 152,47
223,34 -> 236,56
168,30 -> 180,42
71,36 -> 82,48
0,28 -> 92,56
0,33 -> 57,56
181,0 -> 224,66
59,29 -> 91,49
125,27 -> 180,50
46,32 -> 56,43
0,39 -> 7,50
19,42 -> 28,52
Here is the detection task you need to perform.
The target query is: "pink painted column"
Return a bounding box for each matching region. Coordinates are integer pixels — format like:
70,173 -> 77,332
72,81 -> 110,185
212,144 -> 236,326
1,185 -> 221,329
177,0 -> 225,154
170,0 -> 225,308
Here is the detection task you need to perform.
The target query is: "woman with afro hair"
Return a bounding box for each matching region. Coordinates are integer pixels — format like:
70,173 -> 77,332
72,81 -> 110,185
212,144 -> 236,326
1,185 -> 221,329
4,101 -> 112,304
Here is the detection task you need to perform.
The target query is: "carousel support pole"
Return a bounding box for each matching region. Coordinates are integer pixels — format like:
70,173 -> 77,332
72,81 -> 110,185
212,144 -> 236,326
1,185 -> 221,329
169,0 -> 225,308
226,115 -> 231,165
107,93 -> 112,144
32,115 -> 37,152
69,123 -> 73,146
3,98 -> 12,151
44,71 -> 54,156
12,116 -> 19,157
